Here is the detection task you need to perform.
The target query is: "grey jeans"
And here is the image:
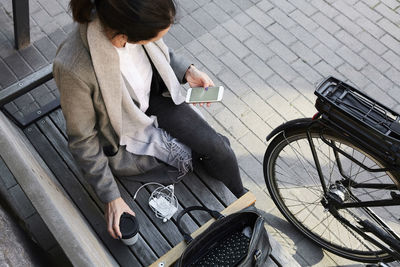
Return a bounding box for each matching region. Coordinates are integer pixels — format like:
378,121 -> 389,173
145,93 -> 245,198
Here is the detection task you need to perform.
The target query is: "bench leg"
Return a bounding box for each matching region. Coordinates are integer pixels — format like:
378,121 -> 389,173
12,0 -> 30,49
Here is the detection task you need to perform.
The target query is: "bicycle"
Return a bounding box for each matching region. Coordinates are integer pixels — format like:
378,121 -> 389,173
263,77 -> 400,264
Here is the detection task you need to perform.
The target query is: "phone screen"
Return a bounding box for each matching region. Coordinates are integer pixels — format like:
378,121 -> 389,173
189,87 -> 220,102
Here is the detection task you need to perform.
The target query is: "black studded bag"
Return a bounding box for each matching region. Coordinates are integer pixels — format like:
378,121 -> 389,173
176,206 -> 272,267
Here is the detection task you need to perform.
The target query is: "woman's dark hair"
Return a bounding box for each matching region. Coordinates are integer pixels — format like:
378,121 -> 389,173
70,0 -> 176,42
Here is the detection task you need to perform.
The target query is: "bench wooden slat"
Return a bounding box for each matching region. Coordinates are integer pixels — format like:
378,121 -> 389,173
120,180 -> 192,247
149,191 -> 256,267
37,117 -> 102,208
194,164 -> 237,207
23,123 -> 141,266
182,173 -> 225,210
117,181 -> 172,260
49,109 -> 67,138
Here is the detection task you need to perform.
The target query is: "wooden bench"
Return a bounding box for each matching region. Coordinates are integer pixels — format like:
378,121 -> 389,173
0,65 -> 299,266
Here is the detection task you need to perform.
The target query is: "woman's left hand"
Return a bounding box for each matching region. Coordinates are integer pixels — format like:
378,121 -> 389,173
185,65 -> 215,107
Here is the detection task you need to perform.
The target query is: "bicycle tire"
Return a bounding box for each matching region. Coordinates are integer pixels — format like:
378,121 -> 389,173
264,122 -> 400,263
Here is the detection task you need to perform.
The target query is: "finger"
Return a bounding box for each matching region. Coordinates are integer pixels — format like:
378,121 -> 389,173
206,102 -> 211,107
192,103 -> 196,106
209,80 -> 215,87
107,213 -> 117,239
202,77 -> 211,88
126,209 -> 135,217
113,213 -> 122,239
199,102 -> 204,107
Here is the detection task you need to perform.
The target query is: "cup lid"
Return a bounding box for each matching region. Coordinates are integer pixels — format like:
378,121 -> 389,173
120,213 -> 139,239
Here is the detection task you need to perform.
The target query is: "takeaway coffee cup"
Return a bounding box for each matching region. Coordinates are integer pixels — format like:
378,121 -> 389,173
119,212 -> 139,246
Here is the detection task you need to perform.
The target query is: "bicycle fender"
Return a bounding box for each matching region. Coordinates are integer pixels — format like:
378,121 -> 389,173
266,118 -> 313,142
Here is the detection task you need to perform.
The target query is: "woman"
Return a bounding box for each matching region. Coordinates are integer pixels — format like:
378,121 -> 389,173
53,0 -> 246,240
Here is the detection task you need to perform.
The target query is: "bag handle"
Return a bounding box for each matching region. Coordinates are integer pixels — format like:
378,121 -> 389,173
176,206 -> 224,244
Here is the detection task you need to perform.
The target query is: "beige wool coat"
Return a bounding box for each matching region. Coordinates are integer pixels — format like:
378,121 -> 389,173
53,20 -> 193,204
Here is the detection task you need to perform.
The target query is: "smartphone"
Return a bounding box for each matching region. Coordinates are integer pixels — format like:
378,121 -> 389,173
185,86 -> 224,103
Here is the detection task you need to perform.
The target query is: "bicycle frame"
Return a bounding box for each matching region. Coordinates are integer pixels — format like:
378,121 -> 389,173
305,117 -> 400,260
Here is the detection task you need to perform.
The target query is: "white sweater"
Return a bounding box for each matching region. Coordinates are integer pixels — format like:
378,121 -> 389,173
115,43 -> 153,112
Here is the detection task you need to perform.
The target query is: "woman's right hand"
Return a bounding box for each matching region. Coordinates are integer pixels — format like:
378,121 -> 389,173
105,197 -> 136,239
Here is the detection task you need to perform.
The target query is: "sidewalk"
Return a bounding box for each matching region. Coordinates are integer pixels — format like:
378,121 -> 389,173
0,0 -> 399,266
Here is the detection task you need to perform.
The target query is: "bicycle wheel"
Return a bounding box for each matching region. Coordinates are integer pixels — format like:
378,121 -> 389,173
264,122 -> 400,263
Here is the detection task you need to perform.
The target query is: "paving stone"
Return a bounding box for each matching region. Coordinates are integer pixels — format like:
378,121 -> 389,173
196,50 -> 224,75
37,0 -> 65,17
361,64 -> 394,92
310,0 -> 339,18
170,24 -> 194,45
179,0 -> 199,13
314,61 -> 345,82
245,21 -> 274,44
0,59 -> 17,88
337,63 -> 370,89
356,31 -> 388,55
375,3 -> 400,25
3,52 -> 32,79
238,131 -> 266,164
19,45 -> 47,71
242,71 -> 274,100
290,10 -> 319,32
382,0 -> 400,9
221,35 -> 250,59
334,14 -> 363,36
377,18 -> 400,42
360,48 -> 391,72
180,15 -> 207,39
164,34 -> 181,51
244,36 -> 274,61
287,0 -> 318,16
312,12 -> 341,33
268,39 -> 298,63
203,2 -> 231,24
210,25 -> 230,39
220,51 -> 251,77
334,30 -> 364,53
312,27 -> 342,51
256,0 -> 274,12
268,0 -> 296,13
386,67 -> 400,85
243,54 -> 273,79
53,12 -> 72,28
313,43 -> 344,68
215,0 -> 243,17
231,0 -> 254,10
354,1 -> 383,22
333,0 -> 362,20
291,76 -> 315,100
336,46 -> 367,71
241,109 -> 272,140
245,6 -> 274,28
222,19 -> 252,42
267,7 -> 296,29
382,50 -> 400,71
215,107 -> 249,139
222,89 -> 250,117
291,59 -> 323,84
380,34 -> 400,56
241,91 -> 276,120
31,9 -> 53,29
288,25 -> 319,49
267,23 -> 297,46
233,12 -> 253,26
267,74 -> 301,103
266,56 -> 298,82
217,68 -> 251,97
290,41 -> 321,66
356,17 -> 386,39
33,36 -> 57,61
191,8 -> 219,31
198,33 -> 227,57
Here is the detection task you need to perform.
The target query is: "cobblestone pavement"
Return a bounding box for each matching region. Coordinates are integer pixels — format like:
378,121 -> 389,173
1,0 -> 400,266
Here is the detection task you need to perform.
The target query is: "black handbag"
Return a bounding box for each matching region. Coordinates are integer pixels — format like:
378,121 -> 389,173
176,206 -> 272,267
